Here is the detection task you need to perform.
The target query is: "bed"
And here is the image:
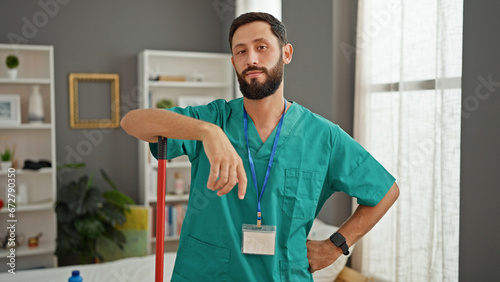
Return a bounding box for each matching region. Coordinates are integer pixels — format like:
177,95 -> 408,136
1,253 -> 176,282
0,220 -> 371,281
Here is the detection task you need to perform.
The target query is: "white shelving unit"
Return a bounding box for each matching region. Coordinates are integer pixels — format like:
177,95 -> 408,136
0,44 -> 57,271
138,50 -> 235,253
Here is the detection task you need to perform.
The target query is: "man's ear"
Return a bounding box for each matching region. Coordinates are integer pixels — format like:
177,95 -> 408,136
231,56 -> 235,68
283,43 -> 293,65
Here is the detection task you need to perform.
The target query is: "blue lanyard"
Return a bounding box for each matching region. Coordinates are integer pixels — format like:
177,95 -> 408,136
243,98 -> 287,227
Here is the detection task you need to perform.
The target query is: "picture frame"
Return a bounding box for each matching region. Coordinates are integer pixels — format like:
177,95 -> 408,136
177,96 -> 214,108
69,73 -> 120,129
0,94 -> 21,125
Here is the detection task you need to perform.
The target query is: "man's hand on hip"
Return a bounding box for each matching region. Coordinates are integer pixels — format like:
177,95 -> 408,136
306,239 -> 342,273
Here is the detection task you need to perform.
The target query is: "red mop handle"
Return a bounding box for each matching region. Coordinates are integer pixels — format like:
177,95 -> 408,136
155,136 -> 168,282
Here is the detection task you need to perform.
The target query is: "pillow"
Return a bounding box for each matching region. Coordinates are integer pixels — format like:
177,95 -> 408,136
308,219 -> 355,282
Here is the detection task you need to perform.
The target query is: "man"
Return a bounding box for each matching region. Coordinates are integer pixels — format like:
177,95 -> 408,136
122,12 -> 399,281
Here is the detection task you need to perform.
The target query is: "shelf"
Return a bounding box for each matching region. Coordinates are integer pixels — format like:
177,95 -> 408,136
151,161 -> 191,169
0,78 -> 51,84
0,167 -> 54,176
0,123 -> 52,130
0,241 -> 55,258
0,201 -> 53,213
0,43 -> 53,51
139,49 -> 233,254
149,194 -> 189,203
148,81 -> 231,88
150,236 -> 180,243
0,43 -> 56,266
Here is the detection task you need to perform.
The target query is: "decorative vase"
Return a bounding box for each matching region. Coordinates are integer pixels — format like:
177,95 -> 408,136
1,161 -> 12,171
29,85 -> 45,123
174,172 -> 185,195
7,68 -> 18,79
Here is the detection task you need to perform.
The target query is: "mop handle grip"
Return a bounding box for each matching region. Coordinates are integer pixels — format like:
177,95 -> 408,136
158,136 -> 167,160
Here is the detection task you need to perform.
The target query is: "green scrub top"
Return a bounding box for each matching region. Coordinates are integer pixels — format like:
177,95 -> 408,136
150,98 -> 395,281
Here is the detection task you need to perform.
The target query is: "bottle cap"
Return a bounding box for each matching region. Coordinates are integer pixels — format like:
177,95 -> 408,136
72,270 -> 80,276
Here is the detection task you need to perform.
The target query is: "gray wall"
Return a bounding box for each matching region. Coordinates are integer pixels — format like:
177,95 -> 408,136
460,0 -> 500,280
0,0 -> 228,201
283,1 -> 357,226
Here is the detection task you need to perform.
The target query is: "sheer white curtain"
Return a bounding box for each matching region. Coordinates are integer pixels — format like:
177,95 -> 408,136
352,1 -> 462,281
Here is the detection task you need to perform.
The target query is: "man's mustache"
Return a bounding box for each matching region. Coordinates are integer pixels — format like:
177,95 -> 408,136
242,66 -> 268,76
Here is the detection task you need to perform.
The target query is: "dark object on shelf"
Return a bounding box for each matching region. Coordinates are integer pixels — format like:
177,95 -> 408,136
23,159 -> 52,170
1,231 -> 25,248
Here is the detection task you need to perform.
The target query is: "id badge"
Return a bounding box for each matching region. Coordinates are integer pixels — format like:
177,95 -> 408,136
241,224 -> 276,255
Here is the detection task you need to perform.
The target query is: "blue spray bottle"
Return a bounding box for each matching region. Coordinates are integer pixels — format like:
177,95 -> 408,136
68,270 -> 83,282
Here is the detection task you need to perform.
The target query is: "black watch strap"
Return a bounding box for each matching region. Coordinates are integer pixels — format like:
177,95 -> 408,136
329,232 -> 350,256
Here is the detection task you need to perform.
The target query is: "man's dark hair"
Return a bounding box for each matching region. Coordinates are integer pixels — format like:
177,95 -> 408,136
229,12 -> 288,51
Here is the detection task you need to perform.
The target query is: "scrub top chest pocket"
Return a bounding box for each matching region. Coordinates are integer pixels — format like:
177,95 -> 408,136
283,169 -> 324,220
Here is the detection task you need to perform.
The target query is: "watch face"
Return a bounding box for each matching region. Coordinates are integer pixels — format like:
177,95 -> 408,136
331,232 -> 346,246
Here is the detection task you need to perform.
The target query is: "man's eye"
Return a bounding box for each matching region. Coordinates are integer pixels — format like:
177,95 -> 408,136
258,46 -> 268,50
237,50 -> 246,54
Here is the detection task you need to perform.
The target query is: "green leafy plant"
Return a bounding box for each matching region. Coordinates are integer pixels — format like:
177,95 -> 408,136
1,145 -> 14,161
156,98 -> 174,109
55,163 -> 135,264
6,55 -> 19,69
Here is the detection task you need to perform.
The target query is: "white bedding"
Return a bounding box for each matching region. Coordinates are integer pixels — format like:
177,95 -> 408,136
0,253 -> 177,282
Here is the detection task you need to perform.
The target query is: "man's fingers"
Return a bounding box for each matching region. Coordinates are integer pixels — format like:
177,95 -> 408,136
214,162 -> 229,190
207,163 -> 220,190
237,162 -> 247,199
217,163 -> 238,196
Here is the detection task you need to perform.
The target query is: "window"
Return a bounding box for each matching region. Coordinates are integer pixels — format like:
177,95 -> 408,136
353,1 -> 462,281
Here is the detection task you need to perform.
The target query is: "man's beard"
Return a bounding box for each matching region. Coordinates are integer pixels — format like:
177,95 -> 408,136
236,55 -> 283,100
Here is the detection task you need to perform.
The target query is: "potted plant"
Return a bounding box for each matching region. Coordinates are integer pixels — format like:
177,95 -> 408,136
5,54 -> 19,79
0,145 -> 14,171
55,163 -> 135,264
156,98 -> 174,109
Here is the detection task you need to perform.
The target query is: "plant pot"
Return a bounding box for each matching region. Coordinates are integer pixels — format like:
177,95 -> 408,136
1,161 -> 12,171
6,68 -> 18,79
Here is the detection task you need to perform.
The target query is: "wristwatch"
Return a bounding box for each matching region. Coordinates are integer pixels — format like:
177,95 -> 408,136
329,232 -> 350,255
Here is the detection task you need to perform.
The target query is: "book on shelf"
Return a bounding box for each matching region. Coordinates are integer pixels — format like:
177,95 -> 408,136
151,203 -> 188,239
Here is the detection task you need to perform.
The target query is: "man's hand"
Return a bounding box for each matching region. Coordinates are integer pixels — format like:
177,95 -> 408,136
121,108 -> 248,199
306,239 -> 342,273
202,127 -> 247,199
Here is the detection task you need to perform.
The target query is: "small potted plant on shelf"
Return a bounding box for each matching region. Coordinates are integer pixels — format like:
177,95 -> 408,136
5,54 -> 19,79
156,98 -> 174,109
1,145 -> 14,171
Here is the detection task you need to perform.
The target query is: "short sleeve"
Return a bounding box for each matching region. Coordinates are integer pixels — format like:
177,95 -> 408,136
328,125 -> 395,206
149,99 -> 229,161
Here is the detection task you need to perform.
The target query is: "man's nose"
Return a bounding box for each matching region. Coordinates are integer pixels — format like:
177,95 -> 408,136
246,50 -> 259,67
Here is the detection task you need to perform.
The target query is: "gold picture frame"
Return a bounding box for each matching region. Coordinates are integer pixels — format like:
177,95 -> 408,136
69,73 -> 120,129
